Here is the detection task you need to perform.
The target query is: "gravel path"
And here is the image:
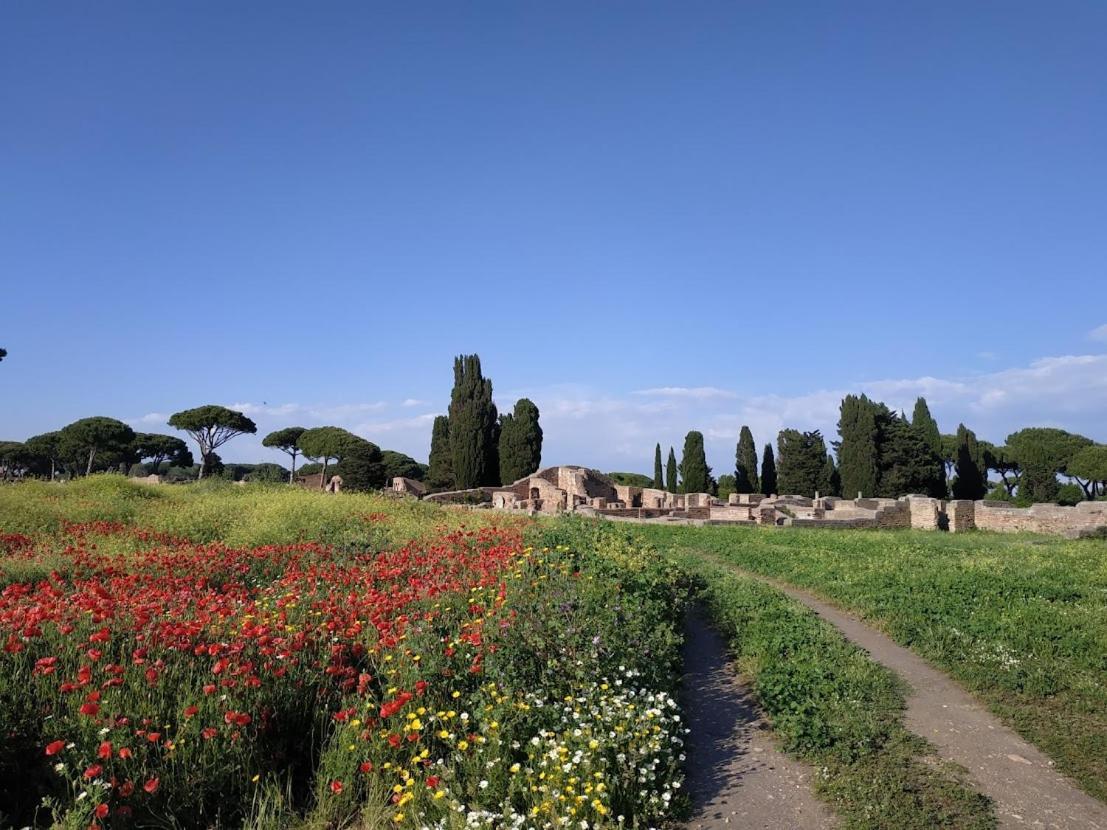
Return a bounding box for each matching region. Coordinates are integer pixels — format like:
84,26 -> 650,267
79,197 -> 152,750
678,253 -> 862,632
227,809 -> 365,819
681,609 -> 837,829
739,569 -> 1107,830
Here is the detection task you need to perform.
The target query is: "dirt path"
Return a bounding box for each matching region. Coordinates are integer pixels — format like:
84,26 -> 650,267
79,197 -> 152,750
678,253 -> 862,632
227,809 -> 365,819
732,569 -> 1107,830
681,609 -> 837,829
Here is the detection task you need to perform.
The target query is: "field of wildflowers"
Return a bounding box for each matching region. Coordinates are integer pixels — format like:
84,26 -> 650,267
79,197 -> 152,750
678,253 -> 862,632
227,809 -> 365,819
0,480 -> 690,829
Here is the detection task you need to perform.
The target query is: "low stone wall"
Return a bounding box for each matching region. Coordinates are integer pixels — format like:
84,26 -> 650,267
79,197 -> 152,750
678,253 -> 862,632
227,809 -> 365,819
973,500 -> 1107,538
424,487 -> 496,505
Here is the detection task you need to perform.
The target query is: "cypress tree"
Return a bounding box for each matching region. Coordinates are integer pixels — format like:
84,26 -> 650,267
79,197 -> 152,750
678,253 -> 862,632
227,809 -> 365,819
498,398 -> 543,484
910,397 -> 947,496
447,354 -> 498,489
735,426 -> 759,493
680,431 -> 709,493
653,444 -> 663,489
951,423 -> 987,500
486,407 -> 501,487
776,429 -> 829,497
760,444 -> 777,495
426,415 -> 453,489
823,454 -> 841,497
880,415 -> 947,498
837,394 -> 883,498
665,447 -> 678,492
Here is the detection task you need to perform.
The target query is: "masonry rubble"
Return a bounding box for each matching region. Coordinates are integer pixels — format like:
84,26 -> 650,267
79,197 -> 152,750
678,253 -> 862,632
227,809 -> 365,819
394,465 -> 1107,539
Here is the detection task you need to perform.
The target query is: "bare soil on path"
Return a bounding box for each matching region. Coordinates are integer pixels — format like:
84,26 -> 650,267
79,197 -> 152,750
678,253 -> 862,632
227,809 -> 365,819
681,609 -> 837,829
735,567 -> 1107,830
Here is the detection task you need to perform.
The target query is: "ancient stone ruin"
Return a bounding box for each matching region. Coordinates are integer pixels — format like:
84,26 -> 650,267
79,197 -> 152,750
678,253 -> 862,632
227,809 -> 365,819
398,465 -> 1107,539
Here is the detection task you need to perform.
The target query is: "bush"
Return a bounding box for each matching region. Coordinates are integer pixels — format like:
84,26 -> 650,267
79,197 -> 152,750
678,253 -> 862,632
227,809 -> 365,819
1056,483 -> 1085,506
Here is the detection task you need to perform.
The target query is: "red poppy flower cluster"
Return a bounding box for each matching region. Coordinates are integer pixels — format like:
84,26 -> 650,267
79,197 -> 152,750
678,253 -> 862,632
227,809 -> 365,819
0,520 -> 525,826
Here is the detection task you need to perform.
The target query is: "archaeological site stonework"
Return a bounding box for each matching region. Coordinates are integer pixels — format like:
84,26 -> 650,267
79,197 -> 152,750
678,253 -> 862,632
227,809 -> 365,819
398,466 -> 1107,540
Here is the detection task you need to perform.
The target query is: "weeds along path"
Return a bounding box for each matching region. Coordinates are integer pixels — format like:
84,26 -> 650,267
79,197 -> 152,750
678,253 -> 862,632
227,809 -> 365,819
729,565 -> 1107,830
681,609 -> 836,829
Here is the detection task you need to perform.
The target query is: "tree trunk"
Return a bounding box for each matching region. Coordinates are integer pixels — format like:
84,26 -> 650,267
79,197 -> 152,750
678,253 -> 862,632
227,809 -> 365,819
86,448 -> 95,476
289,450 -> 298,484
198,453 -> 206,480
320,458 -> 328,490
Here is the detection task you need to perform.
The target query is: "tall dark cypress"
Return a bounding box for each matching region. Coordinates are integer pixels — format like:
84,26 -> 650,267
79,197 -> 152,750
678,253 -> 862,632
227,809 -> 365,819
653,444 -> 663,489
680,431 -> 709,493
498,398 -> 543,483
447,354 -> 498,489
910,397 -> 947,496
823,454 -> 842,497
776,429 -> 829,497
666,447 -> 678,492
951,423 -> 987,500
837,394 -> 882,498
760,444 -> 777,496
426,415 -> 453,489
735,426 -> 759,493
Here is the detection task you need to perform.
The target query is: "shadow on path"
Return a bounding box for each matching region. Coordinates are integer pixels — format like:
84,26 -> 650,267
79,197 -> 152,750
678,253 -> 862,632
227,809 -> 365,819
681,608 -> 836,829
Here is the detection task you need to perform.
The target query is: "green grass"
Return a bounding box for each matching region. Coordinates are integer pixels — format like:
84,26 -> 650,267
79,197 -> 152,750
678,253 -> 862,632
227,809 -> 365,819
543,517 -> 994,829
0,475 -> 516,551
636,523 -> 1107,803
692,557 -> 993,829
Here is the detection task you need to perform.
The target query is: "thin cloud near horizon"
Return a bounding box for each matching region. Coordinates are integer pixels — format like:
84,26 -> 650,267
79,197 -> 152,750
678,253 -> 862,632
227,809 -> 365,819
120,350 -> 1107,473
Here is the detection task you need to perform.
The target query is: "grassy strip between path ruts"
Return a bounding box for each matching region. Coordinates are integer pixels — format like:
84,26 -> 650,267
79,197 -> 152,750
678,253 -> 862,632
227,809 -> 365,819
686,554 -> 995,830
637,523 -> 1107,804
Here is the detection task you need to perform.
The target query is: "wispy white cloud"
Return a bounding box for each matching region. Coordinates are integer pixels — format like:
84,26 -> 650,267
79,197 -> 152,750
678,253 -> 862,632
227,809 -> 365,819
1089,324 -> 1107,342
633,386 -> 736,400
401,399 -> 425,407
126,353 -> 1107,474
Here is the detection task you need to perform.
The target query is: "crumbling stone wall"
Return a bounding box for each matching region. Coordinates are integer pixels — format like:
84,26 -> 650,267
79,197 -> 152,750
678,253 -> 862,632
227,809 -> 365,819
905,496 -> 944,530
973,500 -> 1107,538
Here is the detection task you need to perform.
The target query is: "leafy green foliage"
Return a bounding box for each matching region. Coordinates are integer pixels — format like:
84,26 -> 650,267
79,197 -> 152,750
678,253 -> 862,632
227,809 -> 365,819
333,438 -> 385,491
776,429 -> 829,497
262,426 -> 306,482
879,415 -> 945,498
297,426 -> 358,487
448,355 -> 499,488
760,443 -> 777,495
735,425 -> 759,494
1069,445 -> 1107,495
58,417 -> 136,476
653,443 -> 663,489
1006,428 -> 1093,503
168,405 -> 257,479
133,433 -> 193,475
380,450 -> 427,483
497,398 -> 542,484
665,447 -> 678,492
679,431 -> 709,493
607,471 -> 653,487
426,415 -> 453,490
951,424 -> 987,500
715,473 -> 737,500
823,453 -> 841,497
837,394 -> 883,498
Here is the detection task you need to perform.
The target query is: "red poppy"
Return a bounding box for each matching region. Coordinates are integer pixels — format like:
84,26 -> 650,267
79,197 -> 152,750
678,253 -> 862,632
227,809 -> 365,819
97,741 -> 112,759
330,779 -> 343,794
83,764 -> 103,779
143,777 -> 159,794
45,740 -> 65,756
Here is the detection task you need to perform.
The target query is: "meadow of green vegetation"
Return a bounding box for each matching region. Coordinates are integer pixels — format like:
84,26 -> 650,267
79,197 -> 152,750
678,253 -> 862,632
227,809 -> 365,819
0,479 -> 690,828
638,523 -> 1107,802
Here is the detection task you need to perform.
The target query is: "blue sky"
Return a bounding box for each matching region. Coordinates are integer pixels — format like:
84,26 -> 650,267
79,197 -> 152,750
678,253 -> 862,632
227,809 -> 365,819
3,2 -> 1106,473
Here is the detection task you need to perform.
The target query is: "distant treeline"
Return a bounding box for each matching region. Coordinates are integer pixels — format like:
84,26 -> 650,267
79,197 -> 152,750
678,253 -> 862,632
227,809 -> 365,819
653,396 -> 1107,506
